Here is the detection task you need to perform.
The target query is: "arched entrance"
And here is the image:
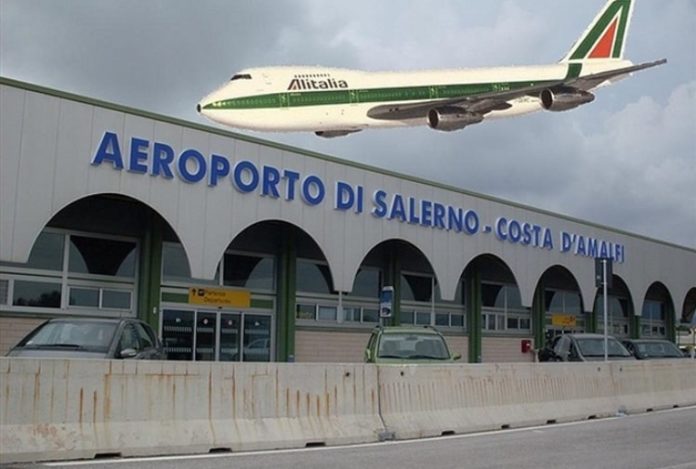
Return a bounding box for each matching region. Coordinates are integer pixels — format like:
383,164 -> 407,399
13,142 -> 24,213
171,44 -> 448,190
682,288 -> 696,325
0,194 -> 173,351
679,288 -> 696,353
592,275 -> 634,339
159,220 -> 331,363
464,254 -> 530,363
640,282 -> 675,340
531,266 -> 586,353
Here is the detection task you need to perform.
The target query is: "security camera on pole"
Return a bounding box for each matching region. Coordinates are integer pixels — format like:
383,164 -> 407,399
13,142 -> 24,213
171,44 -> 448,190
595,257 -> 613,362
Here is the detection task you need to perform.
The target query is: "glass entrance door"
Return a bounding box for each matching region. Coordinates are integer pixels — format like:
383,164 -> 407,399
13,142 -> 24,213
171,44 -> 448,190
243,315 -> 271,362
195,311 -> 218,361
220,313 -> 241,361
161,309 -> 194,360
161,308 -> 272,362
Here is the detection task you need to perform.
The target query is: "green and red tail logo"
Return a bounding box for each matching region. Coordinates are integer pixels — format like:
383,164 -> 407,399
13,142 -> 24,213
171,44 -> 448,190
562,0 -> 633,61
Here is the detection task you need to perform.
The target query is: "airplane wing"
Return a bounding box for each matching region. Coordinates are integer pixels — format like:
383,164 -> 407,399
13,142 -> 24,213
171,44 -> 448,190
567,59 -> 667,91
366,59 -> 667,121
366,81 -> 562,121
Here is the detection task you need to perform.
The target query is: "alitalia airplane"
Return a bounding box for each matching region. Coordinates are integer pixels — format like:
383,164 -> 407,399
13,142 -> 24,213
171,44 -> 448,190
197,0 -> 665,138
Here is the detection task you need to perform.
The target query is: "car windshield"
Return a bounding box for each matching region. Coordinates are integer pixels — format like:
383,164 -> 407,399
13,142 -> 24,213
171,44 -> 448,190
378,333 -> 450,360
19,321 -> 118,353
577,338 -> 631,357
634,341 -> 683,358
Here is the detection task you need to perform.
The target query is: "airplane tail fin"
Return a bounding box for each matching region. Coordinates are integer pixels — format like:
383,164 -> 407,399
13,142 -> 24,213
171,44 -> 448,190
561,0 -> 634,62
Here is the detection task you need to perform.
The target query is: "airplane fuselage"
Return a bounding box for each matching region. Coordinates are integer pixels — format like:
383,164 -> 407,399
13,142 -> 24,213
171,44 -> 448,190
197,0 -> 665,137
198,60 -> 631,133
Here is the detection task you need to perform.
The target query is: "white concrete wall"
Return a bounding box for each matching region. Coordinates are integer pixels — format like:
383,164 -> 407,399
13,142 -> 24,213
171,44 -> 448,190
0,317 -> 43,354
295,329 -> 372,362
378,360 -> 696,440
444,335 -> 469,362
482,336 -> 535,363
0,358 -> 384,463
2,357 -> 694,463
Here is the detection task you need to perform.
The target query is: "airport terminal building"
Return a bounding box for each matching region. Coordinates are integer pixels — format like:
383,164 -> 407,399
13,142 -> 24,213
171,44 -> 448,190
1,77 -> 695,363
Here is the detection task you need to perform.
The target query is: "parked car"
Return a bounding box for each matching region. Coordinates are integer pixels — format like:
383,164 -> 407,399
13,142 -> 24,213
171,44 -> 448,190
621,339 -> 685,359
243,337 -> 271,361
364,325 -> 461,364
539,333 -> 634,362
678,345 -> 694,358
7,317 -> 164,360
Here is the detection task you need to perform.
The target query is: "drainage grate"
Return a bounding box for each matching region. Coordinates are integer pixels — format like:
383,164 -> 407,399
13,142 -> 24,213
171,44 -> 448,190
94,452 -> 122,459
305,441 -> 326,448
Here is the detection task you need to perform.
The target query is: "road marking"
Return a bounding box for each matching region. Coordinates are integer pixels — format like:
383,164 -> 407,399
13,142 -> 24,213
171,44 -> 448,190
44,405 -> 696,466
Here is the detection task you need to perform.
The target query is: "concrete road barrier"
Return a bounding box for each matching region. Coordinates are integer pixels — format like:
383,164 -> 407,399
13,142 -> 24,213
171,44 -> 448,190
0,359 -> 384,463
2,359 -> 694,463
377,360 -> 696,440
612,360 -> 696,413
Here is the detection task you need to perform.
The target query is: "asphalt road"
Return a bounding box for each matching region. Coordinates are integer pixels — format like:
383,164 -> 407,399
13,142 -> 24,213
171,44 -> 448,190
7,406 -> 696,469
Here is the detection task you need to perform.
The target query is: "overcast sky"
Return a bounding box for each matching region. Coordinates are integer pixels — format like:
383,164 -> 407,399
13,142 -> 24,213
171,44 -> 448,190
2,0 -> 695,248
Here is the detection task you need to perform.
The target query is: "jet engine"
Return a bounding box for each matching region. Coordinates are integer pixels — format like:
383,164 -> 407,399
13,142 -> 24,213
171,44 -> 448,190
540,87 -> 595,112
428,107 -> 484,131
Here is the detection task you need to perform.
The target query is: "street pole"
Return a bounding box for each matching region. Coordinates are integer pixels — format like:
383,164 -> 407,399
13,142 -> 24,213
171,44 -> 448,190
603,259 -> 608,362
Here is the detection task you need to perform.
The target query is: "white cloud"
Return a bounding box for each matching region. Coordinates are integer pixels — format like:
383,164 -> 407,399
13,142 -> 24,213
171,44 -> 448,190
571,81 -> 696,246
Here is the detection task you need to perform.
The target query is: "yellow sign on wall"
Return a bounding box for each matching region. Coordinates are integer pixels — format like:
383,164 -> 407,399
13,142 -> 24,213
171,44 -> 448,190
551,314 -> 577,327
188,287 -> 251,308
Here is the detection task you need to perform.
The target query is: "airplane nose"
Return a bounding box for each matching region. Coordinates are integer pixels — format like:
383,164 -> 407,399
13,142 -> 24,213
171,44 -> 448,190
196,103 -> 201,113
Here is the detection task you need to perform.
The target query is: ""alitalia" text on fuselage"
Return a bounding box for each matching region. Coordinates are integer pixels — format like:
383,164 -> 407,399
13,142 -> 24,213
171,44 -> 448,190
287,78 -> 349,91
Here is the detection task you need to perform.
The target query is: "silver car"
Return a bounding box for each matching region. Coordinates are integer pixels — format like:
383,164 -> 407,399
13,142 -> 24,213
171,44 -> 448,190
541,333 -> 634,362
7,317 -> 164,360
621,339 -> 685,359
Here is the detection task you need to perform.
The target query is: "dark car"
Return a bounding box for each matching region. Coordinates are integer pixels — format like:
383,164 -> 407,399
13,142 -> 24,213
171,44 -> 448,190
539,333 -> 634,362
364,325 -> 461,364
7,317 -> 164,360
621,339 -> 685,359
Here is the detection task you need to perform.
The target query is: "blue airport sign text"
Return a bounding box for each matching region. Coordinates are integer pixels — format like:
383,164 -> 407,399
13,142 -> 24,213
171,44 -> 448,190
92,132 -> 626,264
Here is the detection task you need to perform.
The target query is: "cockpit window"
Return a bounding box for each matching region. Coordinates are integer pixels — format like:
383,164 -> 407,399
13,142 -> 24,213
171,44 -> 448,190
230,74 -> 252,81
